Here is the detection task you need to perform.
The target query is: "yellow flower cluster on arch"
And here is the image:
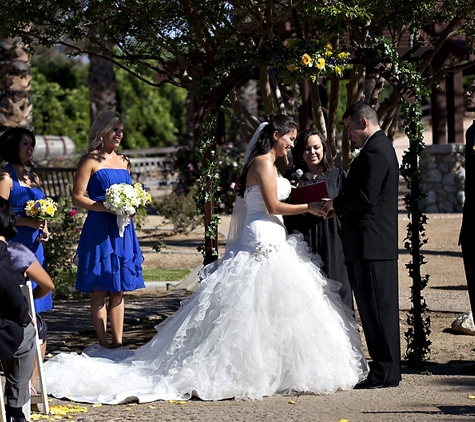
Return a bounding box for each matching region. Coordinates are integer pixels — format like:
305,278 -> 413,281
269,39 -> 350,85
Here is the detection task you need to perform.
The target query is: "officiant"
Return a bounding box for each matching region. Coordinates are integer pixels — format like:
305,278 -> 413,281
284,129 -> 352,310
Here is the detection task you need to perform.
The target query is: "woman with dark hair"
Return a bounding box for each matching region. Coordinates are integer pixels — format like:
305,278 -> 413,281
284,129 -> 352,310
0,128 -> 52,310
0,127 -> 53,396
72,111 -> 145,350
44,114 -> 367,404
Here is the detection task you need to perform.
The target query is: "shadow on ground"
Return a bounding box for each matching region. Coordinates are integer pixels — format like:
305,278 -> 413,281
46,290 -> 188,354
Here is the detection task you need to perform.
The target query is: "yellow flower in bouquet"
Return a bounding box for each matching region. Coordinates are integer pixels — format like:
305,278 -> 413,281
25,197 -> 58,221
133,183 -> 152,208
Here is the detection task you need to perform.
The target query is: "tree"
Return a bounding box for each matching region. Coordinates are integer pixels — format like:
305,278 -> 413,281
89,54 -> 117,121
31,65 -> 90,151
115,66 -> 187,149
1,1 -> 474,154
0,35 -> 33,130
30,49 -> 187,152
4,0 -> 475,365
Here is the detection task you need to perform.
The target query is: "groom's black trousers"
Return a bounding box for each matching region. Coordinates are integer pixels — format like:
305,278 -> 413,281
346,259 -> 401,386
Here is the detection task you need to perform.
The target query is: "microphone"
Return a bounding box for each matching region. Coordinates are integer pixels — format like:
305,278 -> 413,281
290,169 -> 304,186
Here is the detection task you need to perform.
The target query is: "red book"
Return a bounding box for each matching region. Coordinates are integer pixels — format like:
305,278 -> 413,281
290,182 -> 329,204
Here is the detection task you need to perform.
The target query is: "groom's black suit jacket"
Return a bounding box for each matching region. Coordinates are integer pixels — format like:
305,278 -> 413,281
333,130 -> 399,261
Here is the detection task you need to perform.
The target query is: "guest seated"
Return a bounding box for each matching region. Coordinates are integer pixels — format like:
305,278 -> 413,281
7,240 -> 54,394
0,197 -> 36,422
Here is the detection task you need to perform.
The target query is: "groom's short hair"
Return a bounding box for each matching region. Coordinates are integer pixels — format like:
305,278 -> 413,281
343,100 -> 379,126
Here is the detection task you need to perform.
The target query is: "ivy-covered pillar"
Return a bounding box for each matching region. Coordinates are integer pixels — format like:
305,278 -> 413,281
400,86 -> 432,367
195,113 -> 221,265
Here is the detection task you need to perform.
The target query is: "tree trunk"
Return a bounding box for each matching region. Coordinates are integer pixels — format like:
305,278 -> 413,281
88,54 -> 117,121
0,36 -> 33,130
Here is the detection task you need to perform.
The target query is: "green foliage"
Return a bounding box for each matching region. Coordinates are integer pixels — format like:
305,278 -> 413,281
43,197 -> 85,300
152,238 -> 167,254
365,37 -> 434,366
214,143 -> 244,214
31,49 -> 188,152
132,206 -> 148,231
116,67 -> 188,149
32,49 -> 88,89
194,114 -> 222,261
31,66 -> 90,150
153,186 -> 201,234
171,141 -> 243,215
401,95 -> 432,366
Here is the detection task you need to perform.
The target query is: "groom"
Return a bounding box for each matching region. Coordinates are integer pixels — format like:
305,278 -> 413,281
324,100 -> 401,389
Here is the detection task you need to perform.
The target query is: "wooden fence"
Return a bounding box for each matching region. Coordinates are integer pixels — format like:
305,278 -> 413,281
35,167 -> 76,201
35,153 -> 177,201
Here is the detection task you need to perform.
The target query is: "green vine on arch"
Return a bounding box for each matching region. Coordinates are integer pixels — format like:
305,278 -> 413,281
367,38 -> 431,366
194,39 -> 350,263
194,112 -> 221,262
400,88 -> 432,367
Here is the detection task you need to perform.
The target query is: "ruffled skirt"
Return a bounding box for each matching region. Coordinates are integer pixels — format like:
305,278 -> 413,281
46,234 -> 367,404
74,211 -> 145,293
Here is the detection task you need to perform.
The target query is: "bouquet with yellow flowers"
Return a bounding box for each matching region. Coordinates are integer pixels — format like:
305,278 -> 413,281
25,197 -> 58,221
103,182 -> 152,237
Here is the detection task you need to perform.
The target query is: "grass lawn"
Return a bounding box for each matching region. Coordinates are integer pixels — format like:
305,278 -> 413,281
142,268 -> 190,281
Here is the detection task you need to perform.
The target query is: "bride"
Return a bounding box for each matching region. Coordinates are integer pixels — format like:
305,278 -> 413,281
45,114 -> 368,404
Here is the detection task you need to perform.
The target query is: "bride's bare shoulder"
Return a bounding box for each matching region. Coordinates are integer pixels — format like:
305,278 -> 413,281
253,154 -> 274,168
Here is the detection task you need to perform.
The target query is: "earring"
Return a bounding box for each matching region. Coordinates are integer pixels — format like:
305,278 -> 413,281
100,136 -> 104,148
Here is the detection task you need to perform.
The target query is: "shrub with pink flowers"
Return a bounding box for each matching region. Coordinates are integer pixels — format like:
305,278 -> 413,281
169,142 -> 244,214
154,142 -> 244,233
214,142 -> 244,214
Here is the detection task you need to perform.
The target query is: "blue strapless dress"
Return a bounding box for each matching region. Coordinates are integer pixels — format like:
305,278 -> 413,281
75,168 -> 145,293
6,164 -> 53,313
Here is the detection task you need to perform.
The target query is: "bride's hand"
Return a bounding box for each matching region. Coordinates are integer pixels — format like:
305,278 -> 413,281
307,202 -> 327,217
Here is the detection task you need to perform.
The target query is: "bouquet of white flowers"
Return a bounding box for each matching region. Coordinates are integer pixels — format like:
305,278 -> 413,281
25,197 -> 58,221
103,183 -> 152,237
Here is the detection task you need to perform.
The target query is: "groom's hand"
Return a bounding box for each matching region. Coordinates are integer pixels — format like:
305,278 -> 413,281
307,202 -> 327,217
321,199 -> 335,219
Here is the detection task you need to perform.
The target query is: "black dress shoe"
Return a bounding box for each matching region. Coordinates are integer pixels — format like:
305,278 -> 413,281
5,407 -> 27,422
8,417 -> 27,422
462,363 -> 475,374
354,379 -> 385,389
354,379 -> 399,389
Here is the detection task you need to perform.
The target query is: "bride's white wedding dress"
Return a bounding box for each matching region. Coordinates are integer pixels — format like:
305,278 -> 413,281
45,177 -> 368,404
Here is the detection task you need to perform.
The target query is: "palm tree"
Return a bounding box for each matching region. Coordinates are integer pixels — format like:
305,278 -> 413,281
0,35 -> 33,130
88,53 -> 117,121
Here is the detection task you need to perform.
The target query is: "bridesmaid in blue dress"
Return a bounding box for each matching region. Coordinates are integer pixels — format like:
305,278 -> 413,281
72,111 -> 145,349
0,127 -> 53,313
0,126 -> 54,394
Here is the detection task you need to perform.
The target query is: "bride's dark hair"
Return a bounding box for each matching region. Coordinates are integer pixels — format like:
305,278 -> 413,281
236,114 -> 298,197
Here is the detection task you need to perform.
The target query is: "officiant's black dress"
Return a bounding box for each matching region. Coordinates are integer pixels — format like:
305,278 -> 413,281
284,167 -> 352,310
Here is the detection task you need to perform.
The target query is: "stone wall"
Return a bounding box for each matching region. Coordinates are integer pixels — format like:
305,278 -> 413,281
419,143 -> 465,213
